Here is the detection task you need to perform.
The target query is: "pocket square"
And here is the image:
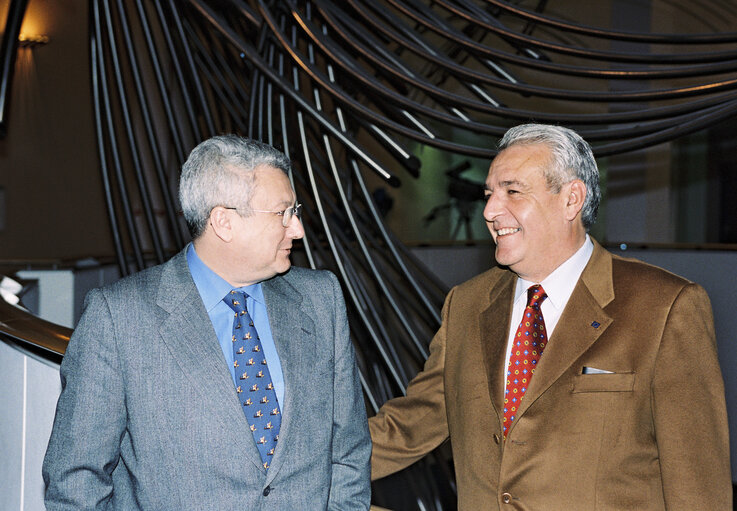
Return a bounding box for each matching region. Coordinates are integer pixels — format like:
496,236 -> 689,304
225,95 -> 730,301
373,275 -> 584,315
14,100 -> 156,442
582,366 -> 614,375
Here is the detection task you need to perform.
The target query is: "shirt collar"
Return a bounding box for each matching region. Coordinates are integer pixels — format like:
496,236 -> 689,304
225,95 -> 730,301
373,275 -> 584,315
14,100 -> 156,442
186,243 -> 264,312
514,234 -> 594,310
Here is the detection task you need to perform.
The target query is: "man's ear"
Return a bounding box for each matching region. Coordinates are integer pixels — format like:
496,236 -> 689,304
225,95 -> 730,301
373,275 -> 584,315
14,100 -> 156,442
209,207 -> 234,243
564,180 -> 586,221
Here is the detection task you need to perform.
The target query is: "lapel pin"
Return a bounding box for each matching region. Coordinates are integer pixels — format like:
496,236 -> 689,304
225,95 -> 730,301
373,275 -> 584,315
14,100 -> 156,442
591,321 -> 601,328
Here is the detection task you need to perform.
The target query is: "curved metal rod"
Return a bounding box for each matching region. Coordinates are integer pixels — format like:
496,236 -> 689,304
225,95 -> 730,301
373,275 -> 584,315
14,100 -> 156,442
323,0 -> 737,101
167,0 -> 217,137
154,1 -> 202,144
246,22 -> 272,139
258,3 -> 497,155
573,99 -> 737,142
315,104 -> 429,359
297,2 -> 737,140
185,22 -> 252,126
382,0 -> 737,64
188,0 -> 404,182
318,3 -> 737,125
266,2 -> 737,150
595,98 -> 737,156
116,0 -> 184,250
294,122 -> 427,370
351,161 -> 444,323
282,7 -> 442,322
332,228 -> 416,381
0,300 -> 71,357
90,0 -> 128,276
286,119 -> 417,383
272,33 -> 318,270
483,0 -> 737,44
0,0 -> 28,137
133,0 -> 187,164
438,0 -> 737,76
102,0 -> 165,264
296,114 -> 409,390
126,0 -> 184,247
93,0 -> 145,273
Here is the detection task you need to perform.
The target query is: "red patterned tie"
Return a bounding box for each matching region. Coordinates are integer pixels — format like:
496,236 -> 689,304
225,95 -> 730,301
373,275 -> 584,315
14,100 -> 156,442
503,284 -> 548,438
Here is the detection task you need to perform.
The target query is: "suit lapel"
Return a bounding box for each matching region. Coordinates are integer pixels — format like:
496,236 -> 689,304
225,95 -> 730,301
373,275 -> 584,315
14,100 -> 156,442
480,271 -> 516,420
514,241 -> 615,421
261,274 -> 315,483
156,252 -> 264,472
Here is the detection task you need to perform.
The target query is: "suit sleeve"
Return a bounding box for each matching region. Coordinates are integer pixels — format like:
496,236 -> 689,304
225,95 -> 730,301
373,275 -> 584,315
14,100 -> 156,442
326,272 -> 372,510
651,283 -> 732,510
368,287 -> 453,480
43,288 -> 126,510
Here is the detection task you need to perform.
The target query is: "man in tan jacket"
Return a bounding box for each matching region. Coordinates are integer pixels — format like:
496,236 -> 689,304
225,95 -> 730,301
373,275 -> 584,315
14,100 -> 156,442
369,124 -> 732,510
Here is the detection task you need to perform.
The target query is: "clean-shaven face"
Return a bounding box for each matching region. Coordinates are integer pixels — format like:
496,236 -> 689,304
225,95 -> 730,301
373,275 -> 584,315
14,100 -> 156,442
483,143 -> 574,283
229,165 -> 304,283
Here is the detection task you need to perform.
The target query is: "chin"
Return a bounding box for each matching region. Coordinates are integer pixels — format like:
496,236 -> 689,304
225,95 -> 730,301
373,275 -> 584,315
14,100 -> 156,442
494,247 -> 511,266
276,260 -> 292,274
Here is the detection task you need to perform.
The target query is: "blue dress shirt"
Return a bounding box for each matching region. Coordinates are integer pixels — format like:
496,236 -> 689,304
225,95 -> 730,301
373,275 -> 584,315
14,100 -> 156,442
186,244 -> 285,406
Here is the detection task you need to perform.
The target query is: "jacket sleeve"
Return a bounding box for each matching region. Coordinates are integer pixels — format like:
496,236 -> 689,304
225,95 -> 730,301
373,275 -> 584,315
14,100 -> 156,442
651,282 -> 732,509
326,272 -> 372,510
42,288 -> 126,510
368,287 -> 454,480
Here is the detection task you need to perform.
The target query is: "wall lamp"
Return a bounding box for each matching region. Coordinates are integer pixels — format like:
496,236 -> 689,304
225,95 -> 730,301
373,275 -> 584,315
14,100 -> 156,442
18,33 -> 50,49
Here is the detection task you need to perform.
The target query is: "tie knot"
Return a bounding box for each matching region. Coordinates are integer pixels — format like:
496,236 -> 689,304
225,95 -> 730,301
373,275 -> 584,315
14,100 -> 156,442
526,285 -> 547,309
225,290 -> 248,314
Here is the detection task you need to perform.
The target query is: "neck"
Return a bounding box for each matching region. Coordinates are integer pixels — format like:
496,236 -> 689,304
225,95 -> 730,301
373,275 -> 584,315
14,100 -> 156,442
518,233 -> 587,283
193,237 -> 258,288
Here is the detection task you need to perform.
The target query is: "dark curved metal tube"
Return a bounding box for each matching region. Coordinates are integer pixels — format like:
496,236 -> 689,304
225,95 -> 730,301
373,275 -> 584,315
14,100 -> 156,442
154,1 -> 202,144
317,2 -> 737,124
483,0 -> 737,44
93,0 -> 145,272
167,0 -> 217,137
0,0 -> 28,138
382,0 -> 737,64
90,0 -> 128,276
102,0 -> 165,264
188,0 -> 406,181
133,0 -> 188,164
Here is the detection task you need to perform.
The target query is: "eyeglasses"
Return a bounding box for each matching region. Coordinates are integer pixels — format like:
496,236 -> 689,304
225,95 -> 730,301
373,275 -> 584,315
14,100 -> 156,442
224,203 -> 302,227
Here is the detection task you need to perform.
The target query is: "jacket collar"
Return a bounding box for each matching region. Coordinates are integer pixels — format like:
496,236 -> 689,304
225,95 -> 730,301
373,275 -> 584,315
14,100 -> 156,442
481,239 -> 615,434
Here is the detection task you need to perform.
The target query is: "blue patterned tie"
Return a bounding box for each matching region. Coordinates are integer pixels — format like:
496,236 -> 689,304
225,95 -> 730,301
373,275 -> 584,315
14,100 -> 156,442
225,290 -> 281,469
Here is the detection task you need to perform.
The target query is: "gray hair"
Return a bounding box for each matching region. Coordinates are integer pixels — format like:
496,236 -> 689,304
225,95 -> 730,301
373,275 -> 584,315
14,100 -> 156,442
179,135 -> 292,238
498,124 -> 601,231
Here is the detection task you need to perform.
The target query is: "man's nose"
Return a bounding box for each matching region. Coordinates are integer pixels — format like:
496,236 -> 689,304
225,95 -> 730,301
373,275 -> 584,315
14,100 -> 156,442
483,193 -> 501,222
286,214 -> 305,239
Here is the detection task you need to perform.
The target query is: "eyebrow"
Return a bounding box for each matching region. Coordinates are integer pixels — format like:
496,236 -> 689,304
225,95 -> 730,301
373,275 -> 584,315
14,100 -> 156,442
280,198 -> 299,208
484,179 -> 527,191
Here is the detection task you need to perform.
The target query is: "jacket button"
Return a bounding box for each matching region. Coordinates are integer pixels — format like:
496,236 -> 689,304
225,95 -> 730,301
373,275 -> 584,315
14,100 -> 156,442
263,486 -> 271,496
493,433 -> 501,444
502,492 -> 512,504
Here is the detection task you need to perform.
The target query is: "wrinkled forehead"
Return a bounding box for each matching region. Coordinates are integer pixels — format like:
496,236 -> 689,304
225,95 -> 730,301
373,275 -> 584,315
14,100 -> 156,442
486,143 -> 551,187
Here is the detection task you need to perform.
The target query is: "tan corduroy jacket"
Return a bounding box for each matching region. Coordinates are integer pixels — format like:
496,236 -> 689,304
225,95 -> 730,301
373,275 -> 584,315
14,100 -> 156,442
370,240 -> 731,510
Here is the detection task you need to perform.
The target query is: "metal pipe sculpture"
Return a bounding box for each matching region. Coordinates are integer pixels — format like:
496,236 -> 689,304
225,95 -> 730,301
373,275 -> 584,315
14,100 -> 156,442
0,0 -> 29,138
82,1 -> 737,509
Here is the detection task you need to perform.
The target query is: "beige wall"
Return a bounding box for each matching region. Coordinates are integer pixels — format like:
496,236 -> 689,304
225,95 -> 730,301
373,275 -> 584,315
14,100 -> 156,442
0,0 -> 112,263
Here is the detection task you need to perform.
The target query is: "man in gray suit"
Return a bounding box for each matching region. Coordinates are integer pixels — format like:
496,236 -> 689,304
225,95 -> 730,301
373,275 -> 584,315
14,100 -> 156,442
43,135 -> 371,510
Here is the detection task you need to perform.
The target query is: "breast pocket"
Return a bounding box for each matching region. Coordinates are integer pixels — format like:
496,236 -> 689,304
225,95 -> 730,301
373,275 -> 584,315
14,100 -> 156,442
571,372 -> 635,393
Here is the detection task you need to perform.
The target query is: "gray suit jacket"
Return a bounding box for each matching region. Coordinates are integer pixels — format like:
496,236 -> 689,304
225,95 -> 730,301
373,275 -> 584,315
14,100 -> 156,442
43,250 -> 371,510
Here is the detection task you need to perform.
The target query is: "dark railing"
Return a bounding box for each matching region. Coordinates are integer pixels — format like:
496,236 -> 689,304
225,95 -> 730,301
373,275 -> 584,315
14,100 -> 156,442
0,298 -> 70,361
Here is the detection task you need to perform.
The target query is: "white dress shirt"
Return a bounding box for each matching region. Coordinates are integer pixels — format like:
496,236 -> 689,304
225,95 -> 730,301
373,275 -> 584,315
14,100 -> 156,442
502,235 -> 594,390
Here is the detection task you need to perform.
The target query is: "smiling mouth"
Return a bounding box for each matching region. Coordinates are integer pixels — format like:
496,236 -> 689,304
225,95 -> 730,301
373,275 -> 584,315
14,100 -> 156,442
496,227 -> 521,237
